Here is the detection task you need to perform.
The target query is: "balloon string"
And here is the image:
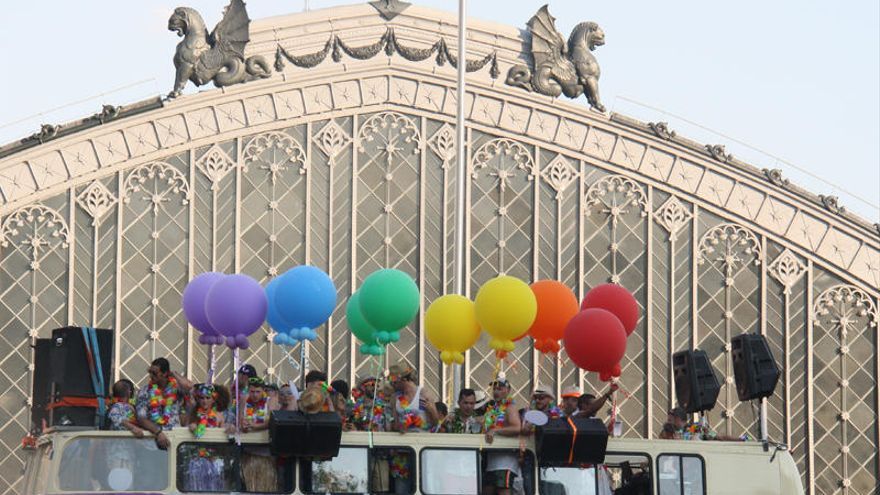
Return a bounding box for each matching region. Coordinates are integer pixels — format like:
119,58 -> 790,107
233,348 -> 241,446
207,345 -> 216,386
479,356 -> 503,454
368,352 -> 386,449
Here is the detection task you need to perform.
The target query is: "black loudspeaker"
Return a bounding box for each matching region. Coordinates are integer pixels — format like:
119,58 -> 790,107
535,417 -> 608,465
50,327 -> 113,398
48,327 -> 114,427
673,349 -> 721,413
31,338 -> 52,429
269,411 -> 342,458
731,334 -> 780,401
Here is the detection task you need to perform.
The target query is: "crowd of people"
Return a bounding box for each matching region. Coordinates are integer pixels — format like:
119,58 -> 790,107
104,357 -> 622,494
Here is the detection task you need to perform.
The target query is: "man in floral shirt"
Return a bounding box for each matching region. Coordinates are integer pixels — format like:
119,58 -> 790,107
442,388 -> 482,434
136,357 -> 192,449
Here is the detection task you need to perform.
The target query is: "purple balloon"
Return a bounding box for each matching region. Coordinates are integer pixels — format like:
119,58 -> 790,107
205,274 -> 268,339
197,334 -> 209,345
235,334 -> 250,348
183,272 -> 225,337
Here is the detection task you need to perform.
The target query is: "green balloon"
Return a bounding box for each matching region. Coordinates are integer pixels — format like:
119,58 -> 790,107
359,269 -> 420,332
346,292 -> 379,345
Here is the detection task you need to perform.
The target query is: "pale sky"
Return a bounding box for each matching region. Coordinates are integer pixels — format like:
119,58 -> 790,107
1,0 -> 878,221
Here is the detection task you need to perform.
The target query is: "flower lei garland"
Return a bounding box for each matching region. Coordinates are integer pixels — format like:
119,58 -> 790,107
391,453 -> 410,479
397,394 -> 425,430
484,398 -> 513,431
245,395 -> 268,424
193,407 -> 220,439
546,405 -> 563,419
148,377 -> 179,426
352,397 -> 386,429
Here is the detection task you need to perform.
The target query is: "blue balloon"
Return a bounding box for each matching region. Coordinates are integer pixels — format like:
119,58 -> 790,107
273,334 -> 284,345
275,266 -> 337,330
265,277 -> 293,334
300,327 -> 318,341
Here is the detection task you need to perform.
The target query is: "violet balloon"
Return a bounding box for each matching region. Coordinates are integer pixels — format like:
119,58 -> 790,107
205,274 -> 267,348
182,272 -> 225,338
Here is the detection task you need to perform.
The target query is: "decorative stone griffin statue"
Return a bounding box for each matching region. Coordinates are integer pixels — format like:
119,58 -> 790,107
167,0 -> 271,98
506,5 -> 606,112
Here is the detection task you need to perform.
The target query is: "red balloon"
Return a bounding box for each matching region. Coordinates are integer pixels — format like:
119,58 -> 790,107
610,362 -> 622,377
564,308 -> 627,372
599,371 -> 613,382
581,284 -> 639,336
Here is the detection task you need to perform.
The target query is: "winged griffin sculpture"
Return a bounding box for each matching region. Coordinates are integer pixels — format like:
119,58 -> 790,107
506,5 -> 606,113
167,0 -> 270,98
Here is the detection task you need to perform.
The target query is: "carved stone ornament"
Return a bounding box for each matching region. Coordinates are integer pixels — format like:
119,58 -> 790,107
274,27 -> 499,79
167,0 -> 271,98
0,205 -> 70,253
648,122 -> 676,141
654,195 -> 692,241
818,194 -> 846,215
762,168 -> 789,188
76,181 -> 118,226
705,144 -> 733,163
369,0 -> 411,20
90,104 -> 121,124
196,145 -> 235,188
505,6 -> 607,112
541,155 -> 579,199
698,223 -> 762,268
813,284 -> 878,329
22,124 -> 60,144
768,249 -> 806,294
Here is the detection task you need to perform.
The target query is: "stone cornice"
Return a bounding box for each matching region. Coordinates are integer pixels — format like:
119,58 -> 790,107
0,4 -> 876,290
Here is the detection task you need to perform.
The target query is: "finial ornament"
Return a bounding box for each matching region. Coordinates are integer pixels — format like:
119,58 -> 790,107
369,0 -> 411,20
505,5 -> 606,113
167,0 -> 271,98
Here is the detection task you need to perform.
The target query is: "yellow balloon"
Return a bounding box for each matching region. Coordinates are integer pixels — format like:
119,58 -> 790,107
475,276 -> 537,350
425,295 -> 481,363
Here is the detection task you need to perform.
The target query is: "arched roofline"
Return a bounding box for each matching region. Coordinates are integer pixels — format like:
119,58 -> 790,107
0,3 -> 876,289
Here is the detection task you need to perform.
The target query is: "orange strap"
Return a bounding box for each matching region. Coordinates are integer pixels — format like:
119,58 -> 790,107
566,416 -> 578,464
46,396 -> 100,410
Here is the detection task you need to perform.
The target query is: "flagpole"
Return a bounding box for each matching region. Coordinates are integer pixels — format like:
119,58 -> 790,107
452,0 -> 467,403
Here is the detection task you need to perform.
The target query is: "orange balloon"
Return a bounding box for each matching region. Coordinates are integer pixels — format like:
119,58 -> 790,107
528,280 -> 579,354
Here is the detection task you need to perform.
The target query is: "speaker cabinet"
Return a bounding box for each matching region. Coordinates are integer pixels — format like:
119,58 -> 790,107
535,417 -> 608,465
50,327 -> 113,398
31,338 -> 51,429
673,349 -> 721,413
269,411 -> 342,458
48,327 -> 114,427
731,333 -> 780,401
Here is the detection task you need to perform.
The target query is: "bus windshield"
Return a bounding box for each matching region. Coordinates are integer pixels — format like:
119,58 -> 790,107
57,437 -> 168,492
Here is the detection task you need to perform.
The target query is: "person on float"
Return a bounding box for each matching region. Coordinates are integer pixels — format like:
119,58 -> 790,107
238,377 -> 277,433
278,383 -> 298,411
225,363 -> 257,425
389,364 -> 438,432
519,385 -> 562,435
389,364 -> 438,493
577,385 -> 617,419
238,377 -> 280,491
101,380 -> 144,490
329,379 -> 353,430
136,357 -> 193,450
482,376 -> 523,495
441,388 -> 483,434
107,380 -> 143,436
304,369 -> 328,389
560,385 -> 582,417
183,384 -> 229,491
349,376 -> 389,431
665,406 -> 744,441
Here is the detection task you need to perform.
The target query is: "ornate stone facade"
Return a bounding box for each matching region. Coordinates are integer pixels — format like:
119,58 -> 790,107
0,4 -> 877,494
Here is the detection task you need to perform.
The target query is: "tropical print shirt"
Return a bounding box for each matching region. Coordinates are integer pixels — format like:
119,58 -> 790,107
443,410 -> 483,434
